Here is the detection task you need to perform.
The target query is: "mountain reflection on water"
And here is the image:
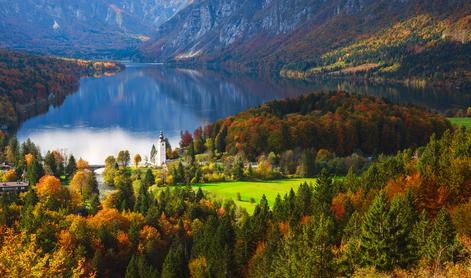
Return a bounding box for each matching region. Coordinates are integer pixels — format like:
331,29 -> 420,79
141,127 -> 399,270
17,64 -> 470,164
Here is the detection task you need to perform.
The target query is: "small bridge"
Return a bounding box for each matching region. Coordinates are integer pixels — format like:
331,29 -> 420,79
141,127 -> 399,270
89,165 -> 105,171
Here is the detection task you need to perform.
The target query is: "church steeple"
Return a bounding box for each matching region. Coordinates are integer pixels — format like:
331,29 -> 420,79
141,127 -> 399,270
156,131 -> 167,167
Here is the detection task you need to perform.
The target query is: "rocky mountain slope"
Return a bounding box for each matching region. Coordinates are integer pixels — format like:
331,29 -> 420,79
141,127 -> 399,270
0,0 -> 191,58
140,0 -> 470,85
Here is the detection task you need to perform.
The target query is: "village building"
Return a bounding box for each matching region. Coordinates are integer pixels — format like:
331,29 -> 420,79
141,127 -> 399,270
0,181 -> 29,193
156,131 -> 167,167
0,163 -> 13,173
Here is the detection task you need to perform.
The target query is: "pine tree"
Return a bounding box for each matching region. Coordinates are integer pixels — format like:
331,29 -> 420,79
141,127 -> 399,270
232,157 -> 244,181
44,151 -> 57,176
134,178 -> 150,213
27,157 -> 44,185
312,170 -> 334,218
425,208 -> 462,265
196,187 -> 204,202
295,182 -> 313,217
412,210 -> 431,259
338,212 -> 363,276
177,162 -> 185,184
150,144 -> 157,164
125,255 -> 139,278
387,193 -> 418,268
271,214 -> 335,277
92,249 -> 105,278
303,214 -> 335,277
188,142 -> 196,164
272,194 -> 285,221
215,125 -> 227,154
128,221 -> 140,249
66,155 -> 77,177
161,244 -> 188,278
143,169 -> 154,187
359,191 -> 394,270
302,149 -> 316,178
136,256 -> 159,278
89,194 -> 100,215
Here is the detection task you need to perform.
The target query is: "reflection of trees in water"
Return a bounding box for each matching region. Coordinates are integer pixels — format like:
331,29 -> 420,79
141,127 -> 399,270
308,79 -> 471,113
19,65 -> 471,137
141,66 -> 266,119
146,66 -> 470,113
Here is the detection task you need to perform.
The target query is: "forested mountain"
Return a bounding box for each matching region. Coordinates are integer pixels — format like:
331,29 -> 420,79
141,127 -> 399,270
3,0 -> 469,85
0,0 -> 191,57
0,49 -> 123,130
200,92 -> 451,159
140,0 -> 470,86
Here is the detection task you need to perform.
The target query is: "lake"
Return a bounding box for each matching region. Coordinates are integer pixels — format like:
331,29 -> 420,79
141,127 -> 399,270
17,64 -> 470,164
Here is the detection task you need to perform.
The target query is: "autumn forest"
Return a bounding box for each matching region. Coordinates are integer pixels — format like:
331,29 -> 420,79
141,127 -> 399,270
0,0 -> 471,277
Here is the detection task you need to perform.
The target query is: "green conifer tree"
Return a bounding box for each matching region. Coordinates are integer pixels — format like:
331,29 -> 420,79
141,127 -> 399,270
161,244 -> 188,278
125,255 -> 139,278
66,155 -> 77,177
359,191 -> 394,270
27,157 -> 44,185
425,208 -> 463,265
302,149 -> 316,178
387,193 -> 418,268
412,210 -> 431,259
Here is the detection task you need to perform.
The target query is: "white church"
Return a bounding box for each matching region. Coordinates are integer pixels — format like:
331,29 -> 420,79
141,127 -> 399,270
155,131 -> 167,167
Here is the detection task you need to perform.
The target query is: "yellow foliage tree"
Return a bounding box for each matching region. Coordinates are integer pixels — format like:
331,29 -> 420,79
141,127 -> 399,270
76,158 -> 89,170
69,170 -> 95,200
188,257 -> 209,278
0,228 -> 91,277
2,170 -> 17,182
89,208 -> 130,230
35,175 -> 62,200
134,154 -> 142,168
51,150 -> 64,166
5,145 -> 16,164
24,153 -> 33,166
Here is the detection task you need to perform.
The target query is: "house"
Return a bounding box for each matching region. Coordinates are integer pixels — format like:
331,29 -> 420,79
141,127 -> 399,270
0,163 -> 13,173
0,181 -> 29,193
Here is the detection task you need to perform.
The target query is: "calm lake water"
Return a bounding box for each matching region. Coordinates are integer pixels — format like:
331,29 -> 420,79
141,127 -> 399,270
17,64 -> 470,164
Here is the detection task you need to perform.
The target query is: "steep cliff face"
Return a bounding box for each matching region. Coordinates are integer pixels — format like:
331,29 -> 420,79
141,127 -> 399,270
0,0 -> 191,57
141,0 -> 323,61
140,0 -> 470,80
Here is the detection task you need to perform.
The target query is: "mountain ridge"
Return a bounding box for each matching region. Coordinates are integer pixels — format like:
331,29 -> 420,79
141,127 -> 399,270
139,0 -> 471,86
0,0 -> 191,58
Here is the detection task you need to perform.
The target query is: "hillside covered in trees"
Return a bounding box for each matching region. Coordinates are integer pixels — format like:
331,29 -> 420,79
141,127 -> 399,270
140,0 -> 471,87
0,49 -> 124,130
281,14 -> 471,88
195,92 -> 451,159
0,123 -> 469,277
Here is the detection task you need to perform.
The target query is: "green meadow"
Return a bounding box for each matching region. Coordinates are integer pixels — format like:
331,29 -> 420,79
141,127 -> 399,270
194,178 -> 317,213
448,117 -> 471,128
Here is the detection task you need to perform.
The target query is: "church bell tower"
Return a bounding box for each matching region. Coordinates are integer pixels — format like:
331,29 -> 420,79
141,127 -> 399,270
156,131 -> 167,167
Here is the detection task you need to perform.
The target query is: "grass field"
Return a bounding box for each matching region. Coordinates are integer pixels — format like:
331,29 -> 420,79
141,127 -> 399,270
448,117 -> 471,128
194,178 -> 317,213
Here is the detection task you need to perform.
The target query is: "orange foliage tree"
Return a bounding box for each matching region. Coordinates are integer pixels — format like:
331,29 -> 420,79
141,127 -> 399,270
1,170 -> 17,182
35,175 -> 62,200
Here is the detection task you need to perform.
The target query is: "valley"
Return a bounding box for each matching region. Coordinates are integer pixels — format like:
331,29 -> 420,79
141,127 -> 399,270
0,0 -> 470,277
